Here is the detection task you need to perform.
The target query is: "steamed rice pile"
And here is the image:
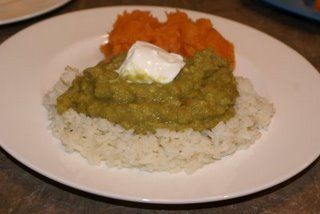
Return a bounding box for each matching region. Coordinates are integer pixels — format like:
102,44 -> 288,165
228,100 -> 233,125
43,67 -> 275,174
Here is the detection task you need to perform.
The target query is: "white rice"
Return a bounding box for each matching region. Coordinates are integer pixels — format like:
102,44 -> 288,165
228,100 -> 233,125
43,66 -> 275,174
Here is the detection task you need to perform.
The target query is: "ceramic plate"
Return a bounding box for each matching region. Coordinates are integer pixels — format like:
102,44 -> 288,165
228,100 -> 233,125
0,0 -> 71,25
0,6 -> 319,204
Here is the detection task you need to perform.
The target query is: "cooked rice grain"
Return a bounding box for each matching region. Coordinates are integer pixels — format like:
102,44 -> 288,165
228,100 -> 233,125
43,66 -> 275,174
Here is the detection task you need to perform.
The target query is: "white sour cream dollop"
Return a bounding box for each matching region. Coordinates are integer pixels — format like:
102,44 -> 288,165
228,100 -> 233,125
117,41 -> 185,84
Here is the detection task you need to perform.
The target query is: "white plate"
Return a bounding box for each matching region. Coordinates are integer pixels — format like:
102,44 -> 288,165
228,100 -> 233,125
0,6 -> 319,204
0,0 -> 71,25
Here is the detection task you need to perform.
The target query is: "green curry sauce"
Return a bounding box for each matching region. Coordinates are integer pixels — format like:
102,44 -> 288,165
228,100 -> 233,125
56,49 -> 239,134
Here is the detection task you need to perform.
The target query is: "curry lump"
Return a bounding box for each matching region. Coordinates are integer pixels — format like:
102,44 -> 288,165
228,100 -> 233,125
56,49 -> 239,134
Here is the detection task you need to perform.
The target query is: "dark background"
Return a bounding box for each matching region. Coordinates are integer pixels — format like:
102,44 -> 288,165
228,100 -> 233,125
1,0 -> 319,213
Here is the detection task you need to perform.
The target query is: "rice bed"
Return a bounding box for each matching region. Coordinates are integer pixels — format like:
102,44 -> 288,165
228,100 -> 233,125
43,67 -> 275,174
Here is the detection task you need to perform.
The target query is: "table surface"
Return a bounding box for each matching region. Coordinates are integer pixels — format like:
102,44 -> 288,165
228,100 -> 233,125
1,0 -> 319,213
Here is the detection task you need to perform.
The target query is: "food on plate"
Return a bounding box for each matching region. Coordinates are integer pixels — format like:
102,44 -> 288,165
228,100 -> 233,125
44,10 -> 275,173
56,48 -> 238,134
117,41 -> 185,84
44,68 -> 274,173
100,10 -> 235,68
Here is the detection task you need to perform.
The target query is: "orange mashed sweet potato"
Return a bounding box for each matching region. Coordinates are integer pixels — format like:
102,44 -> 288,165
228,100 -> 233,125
316,0 -> 320,11
101,10 -> 235,68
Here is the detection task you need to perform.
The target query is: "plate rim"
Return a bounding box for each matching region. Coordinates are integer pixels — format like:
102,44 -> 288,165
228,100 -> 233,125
0,0 -> 72,25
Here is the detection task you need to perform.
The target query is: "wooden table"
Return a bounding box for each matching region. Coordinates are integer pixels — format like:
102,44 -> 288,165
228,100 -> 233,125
1,0 -> 319,213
